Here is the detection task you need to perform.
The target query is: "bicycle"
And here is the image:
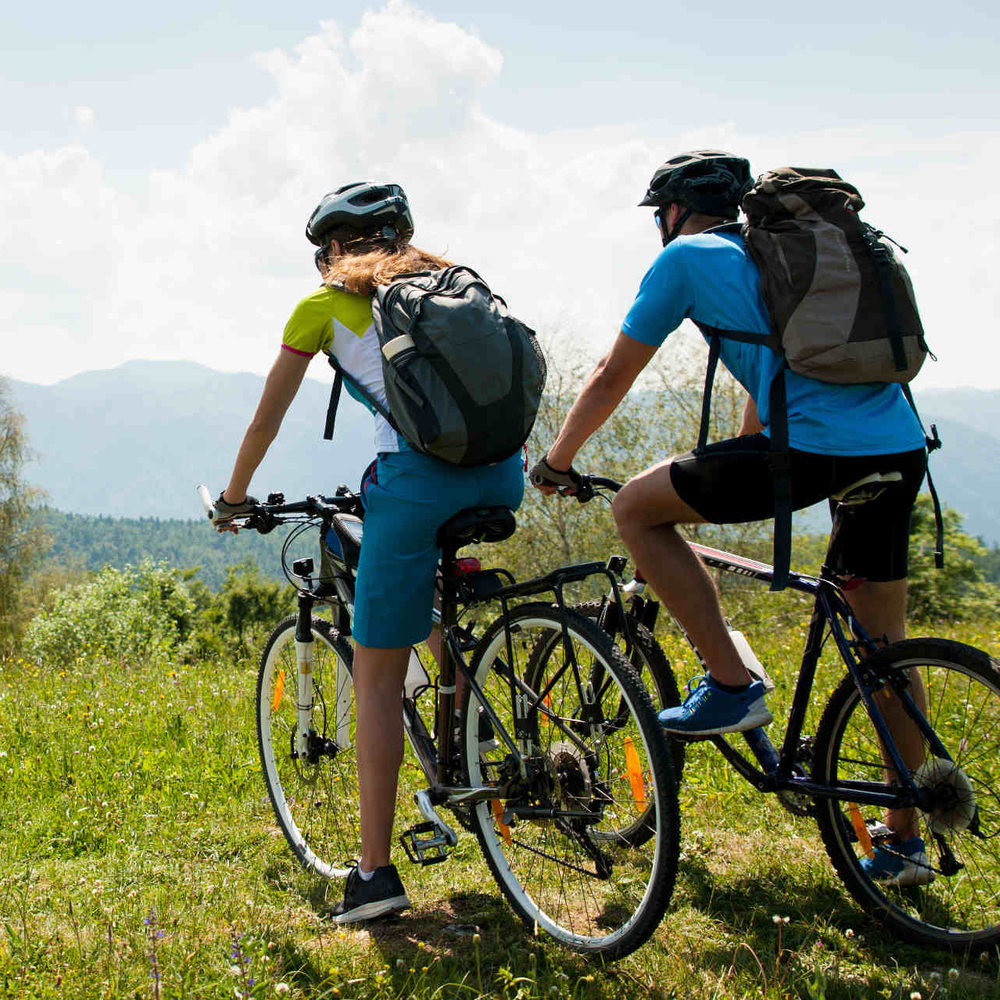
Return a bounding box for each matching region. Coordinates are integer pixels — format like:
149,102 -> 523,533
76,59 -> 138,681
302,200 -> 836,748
559,471 -> 1000,954
197,483 -> 680,959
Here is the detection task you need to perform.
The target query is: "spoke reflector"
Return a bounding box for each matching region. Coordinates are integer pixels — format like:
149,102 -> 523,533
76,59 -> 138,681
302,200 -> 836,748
848,802 -> 874,858
272,669 -> 286,712
624,736 -> 647,812
492,799 -> 512,845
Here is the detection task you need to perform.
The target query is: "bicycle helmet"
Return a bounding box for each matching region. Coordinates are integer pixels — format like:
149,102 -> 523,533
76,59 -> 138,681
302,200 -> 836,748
638,150 -> 752,219
306,181 -> 414,248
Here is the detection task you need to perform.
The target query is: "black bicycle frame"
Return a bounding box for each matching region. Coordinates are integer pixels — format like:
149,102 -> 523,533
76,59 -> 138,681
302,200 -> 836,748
688,540 -> 942,813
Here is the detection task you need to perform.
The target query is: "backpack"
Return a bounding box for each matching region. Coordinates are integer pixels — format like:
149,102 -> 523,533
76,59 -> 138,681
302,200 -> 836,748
323,265 -> 547,467
693,167 -> 942,589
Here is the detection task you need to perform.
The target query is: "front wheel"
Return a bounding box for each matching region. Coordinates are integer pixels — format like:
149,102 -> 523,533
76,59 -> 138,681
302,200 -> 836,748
814,638 -> 1000,953
460,604 -> 680,960
256,615 -> 359,879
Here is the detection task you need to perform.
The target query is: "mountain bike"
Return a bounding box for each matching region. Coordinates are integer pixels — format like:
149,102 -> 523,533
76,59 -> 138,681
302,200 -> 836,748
562,472 -> 1000,954
197,483 -> 680,959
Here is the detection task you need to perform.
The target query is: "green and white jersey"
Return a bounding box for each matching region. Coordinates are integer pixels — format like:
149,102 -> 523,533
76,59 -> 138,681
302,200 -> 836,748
281,284 -> 400,454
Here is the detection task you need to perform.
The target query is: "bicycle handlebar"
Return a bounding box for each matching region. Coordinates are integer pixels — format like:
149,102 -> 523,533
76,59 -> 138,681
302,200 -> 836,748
195,483 -> 362,533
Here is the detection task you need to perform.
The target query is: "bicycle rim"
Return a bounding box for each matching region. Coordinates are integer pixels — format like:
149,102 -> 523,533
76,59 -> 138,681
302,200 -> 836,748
815,637 -> 1000,952
256,616 -> 359,879
462,604 -> 679,959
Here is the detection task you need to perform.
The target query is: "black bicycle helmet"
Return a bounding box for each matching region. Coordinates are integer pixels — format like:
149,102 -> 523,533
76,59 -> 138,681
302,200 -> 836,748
305,181 -> 414,248
638,150 -> 752,219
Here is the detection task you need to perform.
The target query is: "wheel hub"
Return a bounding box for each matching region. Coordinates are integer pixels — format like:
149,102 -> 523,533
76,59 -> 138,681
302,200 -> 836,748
915,757 -> 976,834
547,740 -> 593,811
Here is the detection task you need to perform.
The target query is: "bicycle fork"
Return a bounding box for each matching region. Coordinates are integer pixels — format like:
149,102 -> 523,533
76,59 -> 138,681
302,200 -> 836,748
294,597 -> 315,758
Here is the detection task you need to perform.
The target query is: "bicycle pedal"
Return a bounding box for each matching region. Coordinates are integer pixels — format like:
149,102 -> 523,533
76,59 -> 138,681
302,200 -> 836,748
399,821 -> 451,865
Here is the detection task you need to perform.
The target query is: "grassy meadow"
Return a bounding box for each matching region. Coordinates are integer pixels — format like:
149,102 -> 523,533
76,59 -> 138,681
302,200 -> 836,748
3,616 -> 1000,1000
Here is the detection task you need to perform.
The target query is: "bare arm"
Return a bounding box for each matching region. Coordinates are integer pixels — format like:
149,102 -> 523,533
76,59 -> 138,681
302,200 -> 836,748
544,332 -> 658,473
738,394 -> 763,436
223,348 -> 311,504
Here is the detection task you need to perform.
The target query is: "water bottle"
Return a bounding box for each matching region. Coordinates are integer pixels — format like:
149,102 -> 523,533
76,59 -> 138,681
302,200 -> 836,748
403,648 -> 430,700
728,627 -> 775,691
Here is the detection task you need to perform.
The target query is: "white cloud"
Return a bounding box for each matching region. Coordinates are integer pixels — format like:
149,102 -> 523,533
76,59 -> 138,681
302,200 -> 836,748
0,3 -> 995,394
74,105 -> 94,130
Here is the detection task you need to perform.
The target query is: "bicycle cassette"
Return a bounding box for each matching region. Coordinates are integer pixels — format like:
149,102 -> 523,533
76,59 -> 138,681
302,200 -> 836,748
915,757 -> 976,835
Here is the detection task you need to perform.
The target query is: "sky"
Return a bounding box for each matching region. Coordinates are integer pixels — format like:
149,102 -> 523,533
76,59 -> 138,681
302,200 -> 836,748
2,0 -> 998,390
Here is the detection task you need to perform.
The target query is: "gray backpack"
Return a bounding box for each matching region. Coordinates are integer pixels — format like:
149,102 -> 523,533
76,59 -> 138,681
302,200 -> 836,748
324,266 -> 546,466
694,168 -> 940,589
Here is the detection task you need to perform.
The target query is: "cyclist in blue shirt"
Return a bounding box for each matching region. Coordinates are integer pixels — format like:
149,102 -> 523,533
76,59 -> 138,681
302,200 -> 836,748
531,150 -> 931,886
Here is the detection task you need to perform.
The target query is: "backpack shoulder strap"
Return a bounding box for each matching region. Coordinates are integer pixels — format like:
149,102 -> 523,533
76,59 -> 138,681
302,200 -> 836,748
323,352 -> 400,441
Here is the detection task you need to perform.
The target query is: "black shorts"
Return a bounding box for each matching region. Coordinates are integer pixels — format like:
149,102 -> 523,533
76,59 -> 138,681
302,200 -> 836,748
669,434 -> 927,582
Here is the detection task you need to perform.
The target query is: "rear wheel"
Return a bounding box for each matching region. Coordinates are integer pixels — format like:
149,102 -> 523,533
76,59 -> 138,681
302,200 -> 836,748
460,604 -> 679,959
256,616 -> 359,879
814,638 -> 1000,952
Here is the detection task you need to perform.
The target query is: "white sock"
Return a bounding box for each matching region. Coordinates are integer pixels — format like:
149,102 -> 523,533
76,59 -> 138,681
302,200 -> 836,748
357,866 -> 375,881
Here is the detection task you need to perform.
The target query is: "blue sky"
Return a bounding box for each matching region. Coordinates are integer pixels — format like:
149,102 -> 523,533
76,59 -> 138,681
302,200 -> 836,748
3,0 -> 998,387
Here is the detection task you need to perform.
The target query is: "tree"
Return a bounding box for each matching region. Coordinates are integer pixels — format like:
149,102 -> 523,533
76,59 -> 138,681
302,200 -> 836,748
906,495 -> 1000,621
0,378 -> 50,655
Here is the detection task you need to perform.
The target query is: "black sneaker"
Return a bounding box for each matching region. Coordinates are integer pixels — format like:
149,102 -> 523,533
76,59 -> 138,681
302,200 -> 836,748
331,864 -> 411,924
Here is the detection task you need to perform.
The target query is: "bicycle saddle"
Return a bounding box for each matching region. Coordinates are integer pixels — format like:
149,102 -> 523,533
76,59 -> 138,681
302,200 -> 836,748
436,506 -> 516,549
832,471 -> 903,507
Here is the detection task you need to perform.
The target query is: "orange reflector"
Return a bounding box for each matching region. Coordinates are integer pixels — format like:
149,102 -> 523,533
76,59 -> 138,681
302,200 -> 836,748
848,803 -> 874,858
623,737 -> 646,813
272,669 -> 286,713
492,799 -> 512,845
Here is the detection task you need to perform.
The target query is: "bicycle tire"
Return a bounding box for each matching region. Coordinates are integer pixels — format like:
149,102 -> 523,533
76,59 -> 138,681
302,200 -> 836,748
575,600 -> 685,785
256,615 -> 359,879
814,637 -> 1000,953
460,603 -> 679,959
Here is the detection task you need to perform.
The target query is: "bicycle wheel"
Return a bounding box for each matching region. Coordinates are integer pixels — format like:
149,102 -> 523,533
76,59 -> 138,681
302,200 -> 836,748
257,615 -> 359,879
814,637 -> 1000,952
575,600 -> 685,784
460,604 -> 679,959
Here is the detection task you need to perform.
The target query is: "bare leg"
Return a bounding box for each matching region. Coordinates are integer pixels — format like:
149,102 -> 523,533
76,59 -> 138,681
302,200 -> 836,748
352,643 -> 410,871
846,579 -> 927,841
612,458 -> 750,686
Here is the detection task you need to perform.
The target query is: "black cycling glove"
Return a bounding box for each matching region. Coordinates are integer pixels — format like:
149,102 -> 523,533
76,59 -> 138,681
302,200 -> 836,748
215,491 -> 259,520
529,456 -> 581,492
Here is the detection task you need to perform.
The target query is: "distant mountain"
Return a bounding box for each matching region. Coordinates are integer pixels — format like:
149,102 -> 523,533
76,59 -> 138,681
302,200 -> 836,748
8,360 -> 375,520
7,362 -> 1000,546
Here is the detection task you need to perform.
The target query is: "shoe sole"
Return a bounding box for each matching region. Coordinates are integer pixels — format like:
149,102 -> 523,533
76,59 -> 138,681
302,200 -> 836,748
871,855 -> 936,888
331,894 -> 411,924
659,708 -> 773,738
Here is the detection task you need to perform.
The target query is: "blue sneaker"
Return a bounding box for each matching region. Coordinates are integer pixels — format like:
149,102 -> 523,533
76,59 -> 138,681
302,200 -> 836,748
860,836 -> 935,887
658,675 -> 772,736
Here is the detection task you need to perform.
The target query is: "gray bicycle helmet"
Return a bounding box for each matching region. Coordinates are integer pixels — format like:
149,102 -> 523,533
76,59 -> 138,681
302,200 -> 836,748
638,150 -> 752,219
306,181 -> 414,248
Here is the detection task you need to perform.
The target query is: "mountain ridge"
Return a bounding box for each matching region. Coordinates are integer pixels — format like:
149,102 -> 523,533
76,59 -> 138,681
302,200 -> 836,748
7,361 -> 999,544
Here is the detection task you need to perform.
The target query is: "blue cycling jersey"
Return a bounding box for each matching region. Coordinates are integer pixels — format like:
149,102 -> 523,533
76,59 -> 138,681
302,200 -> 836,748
621,229 -> 926,457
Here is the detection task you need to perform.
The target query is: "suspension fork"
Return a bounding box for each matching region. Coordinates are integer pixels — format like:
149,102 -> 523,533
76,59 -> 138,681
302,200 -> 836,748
294,591 -> 315,758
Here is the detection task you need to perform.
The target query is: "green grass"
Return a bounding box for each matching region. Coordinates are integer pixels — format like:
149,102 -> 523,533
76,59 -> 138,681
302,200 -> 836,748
3,619 -> 1000,999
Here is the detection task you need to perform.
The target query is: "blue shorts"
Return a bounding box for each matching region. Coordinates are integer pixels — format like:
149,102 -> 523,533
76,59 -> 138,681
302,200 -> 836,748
352,449 -> 525,648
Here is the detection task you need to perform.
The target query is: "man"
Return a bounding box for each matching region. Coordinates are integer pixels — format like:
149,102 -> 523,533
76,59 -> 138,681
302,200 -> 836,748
531,150 -> 930,883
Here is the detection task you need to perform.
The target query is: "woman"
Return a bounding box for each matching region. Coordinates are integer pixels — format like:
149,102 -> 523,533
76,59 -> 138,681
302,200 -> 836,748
216,182 -> 524,922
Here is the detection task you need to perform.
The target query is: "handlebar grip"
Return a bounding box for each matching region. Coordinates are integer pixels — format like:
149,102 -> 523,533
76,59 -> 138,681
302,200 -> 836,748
197,484 -> 217,521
